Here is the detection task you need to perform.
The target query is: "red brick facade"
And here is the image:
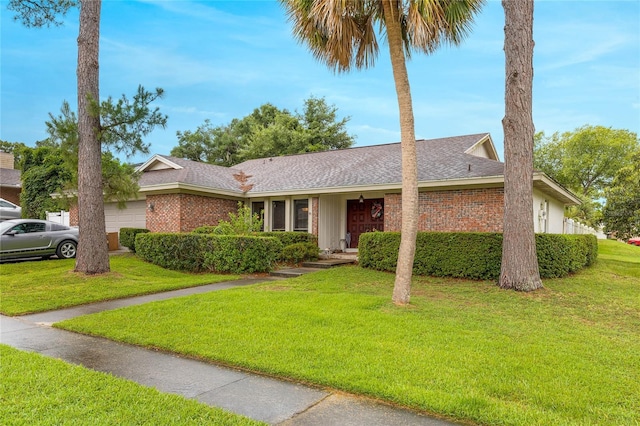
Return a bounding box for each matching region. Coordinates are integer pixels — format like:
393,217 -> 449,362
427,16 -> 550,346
0,187 -> 20,205
69,204 -> 79,227
146,193 -> 240,233
384,187 -> 504,233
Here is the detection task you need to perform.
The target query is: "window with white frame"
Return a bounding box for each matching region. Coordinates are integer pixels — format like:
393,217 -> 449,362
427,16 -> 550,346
293,199 -> 308,232
272,200 -> 286,231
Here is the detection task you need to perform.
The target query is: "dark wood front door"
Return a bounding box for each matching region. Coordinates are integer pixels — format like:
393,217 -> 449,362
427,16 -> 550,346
347,199 -> 384,248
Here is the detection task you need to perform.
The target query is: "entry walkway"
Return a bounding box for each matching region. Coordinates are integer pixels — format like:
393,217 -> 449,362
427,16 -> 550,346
1,277 -> 458,425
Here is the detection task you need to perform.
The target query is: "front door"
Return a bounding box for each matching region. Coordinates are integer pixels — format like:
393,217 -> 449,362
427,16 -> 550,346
346,199 -> 384,248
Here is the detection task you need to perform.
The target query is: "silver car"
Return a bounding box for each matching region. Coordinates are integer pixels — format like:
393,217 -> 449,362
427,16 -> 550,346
0,219 -> 79,260
0,198 -> 22,221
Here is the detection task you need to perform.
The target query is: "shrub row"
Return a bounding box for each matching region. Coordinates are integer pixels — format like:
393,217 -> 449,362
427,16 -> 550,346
359,232 -> 597,280
188,229 -> 319,265
119,228 -> 150,253
192,227 -> 318,246
135,233 -> 283,273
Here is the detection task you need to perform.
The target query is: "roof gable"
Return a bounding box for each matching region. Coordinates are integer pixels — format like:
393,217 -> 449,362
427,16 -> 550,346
136,154 -> 184,172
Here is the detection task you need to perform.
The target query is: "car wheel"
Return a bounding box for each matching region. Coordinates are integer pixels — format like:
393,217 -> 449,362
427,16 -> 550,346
56,240 -> 77,259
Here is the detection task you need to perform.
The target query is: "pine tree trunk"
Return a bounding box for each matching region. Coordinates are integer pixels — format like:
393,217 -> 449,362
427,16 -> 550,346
382,0 -> 418,305
75,0 -> 109,274
499,0 -> 542,291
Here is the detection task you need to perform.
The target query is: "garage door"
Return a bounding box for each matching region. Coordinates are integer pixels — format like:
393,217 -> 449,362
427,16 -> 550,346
104,200 -> 146,234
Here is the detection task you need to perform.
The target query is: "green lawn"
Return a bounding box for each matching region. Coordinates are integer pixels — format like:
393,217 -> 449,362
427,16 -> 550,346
0,344 -> 263,425
0,254 -> 240,315
56,240 -> 640,425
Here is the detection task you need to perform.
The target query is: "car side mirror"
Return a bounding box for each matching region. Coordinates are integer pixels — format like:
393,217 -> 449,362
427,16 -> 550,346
5,230 -> 18,237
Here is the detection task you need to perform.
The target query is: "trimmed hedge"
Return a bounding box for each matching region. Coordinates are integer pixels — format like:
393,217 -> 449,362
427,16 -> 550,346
191,228 -> 318,246
359,232 -> 597,280
260,232 -> 318,246
135,233 -> 282,274
281,242 -> 320,265
119,228 -> 150,253
202,235 -> 283,273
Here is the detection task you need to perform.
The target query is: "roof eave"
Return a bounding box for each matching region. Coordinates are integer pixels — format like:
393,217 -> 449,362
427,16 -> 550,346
245,176 -> 506,197
139,183 -> 244,198
533,172 -> 581,205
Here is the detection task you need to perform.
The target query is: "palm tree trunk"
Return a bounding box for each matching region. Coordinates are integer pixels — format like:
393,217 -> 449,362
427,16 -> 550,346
382,0 -> 418,305
499,0 -> 542,291
75,0 -> 109,274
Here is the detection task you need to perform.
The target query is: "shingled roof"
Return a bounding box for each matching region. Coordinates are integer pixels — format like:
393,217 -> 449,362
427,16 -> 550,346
138,133 -> 504,196
0,168 -> 21,188
236,133 -> 503,193
137,156 -> 245,195
136,133 -> 582,204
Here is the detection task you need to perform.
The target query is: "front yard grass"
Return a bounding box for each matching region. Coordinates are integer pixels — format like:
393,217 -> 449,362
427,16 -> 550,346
0,344 -> 263,425
56,240 -> 640,425
0,254 -> 240,315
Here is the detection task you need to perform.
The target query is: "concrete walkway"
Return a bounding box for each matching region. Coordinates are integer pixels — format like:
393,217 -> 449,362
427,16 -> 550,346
1,278 -> 459,425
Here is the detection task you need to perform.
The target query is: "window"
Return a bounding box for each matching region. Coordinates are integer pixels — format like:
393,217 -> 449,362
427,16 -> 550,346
11,222 -> 45,234
252,202 -> 265,232
293,199 -> 308,232
272,201 -> 285,231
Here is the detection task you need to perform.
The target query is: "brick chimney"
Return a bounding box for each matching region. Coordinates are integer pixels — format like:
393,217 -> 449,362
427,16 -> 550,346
0,151 -> 15,169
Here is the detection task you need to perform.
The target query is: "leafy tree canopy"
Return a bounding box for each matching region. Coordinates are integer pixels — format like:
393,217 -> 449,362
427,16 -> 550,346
534,125 -> 639,197
15,85 -> 166,218
171,96 -> 355,166
534,125 -> 639,226
7,0 -> 76,28
603,150 -> 640,239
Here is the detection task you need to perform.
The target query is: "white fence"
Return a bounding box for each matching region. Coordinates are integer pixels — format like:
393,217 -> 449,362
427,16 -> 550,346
563,218 -> 607,239
46,210 -> 70,226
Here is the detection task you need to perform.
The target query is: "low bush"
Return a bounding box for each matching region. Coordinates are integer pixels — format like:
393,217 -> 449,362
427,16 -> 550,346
359,232 -> 597,280
261,232 -> 317,246
136,233 -> 208,271
191,226 -> 218,234
281,242 -> 319,265
135,233 -> 282,274
202,236 -> 282,274
119,228 -> 150,253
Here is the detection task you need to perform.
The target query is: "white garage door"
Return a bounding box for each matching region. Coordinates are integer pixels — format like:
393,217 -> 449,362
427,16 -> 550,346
104,200 -> 147,234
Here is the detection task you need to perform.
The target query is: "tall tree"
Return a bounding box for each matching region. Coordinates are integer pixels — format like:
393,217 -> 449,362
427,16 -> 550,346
18,145 -> 72,219
499,0 -> 542,291
75,0 -> 105,274
8,0 -> 108,274
280,0 -> 484,305
535,126 -> 638,196
602,150 -> 640,240
171,96 -> 355,166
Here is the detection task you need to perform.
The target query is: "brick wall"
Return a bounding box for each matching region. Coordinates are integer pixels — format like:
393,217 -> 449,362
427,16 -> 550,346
0,187 -> 20,205
69,203 -> 79,227
146,193 -> 239,233
385,188 -> 504,233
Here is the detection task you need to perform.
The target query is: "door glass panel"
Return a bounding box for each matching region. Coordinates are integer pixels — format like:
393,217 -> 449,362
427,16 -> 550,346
293,199 -> 308,232
252,202 -> 265,231
272,201 -> 285,231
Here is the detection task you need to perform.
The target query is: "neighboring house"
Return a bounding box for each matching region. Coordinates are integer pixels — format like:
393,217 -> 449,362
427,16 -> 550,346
88,133 -> 580,250
0,152 -> 21,205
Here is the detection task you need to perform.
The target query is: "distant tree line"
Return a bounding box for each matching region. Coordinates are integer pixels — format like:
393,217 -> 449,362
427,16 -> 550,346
534,125 -> 639,238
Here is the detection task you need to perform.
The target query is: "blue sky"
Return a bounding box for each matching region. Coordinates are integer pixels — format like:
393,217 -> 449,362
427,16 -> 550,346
1,0 -> 639,163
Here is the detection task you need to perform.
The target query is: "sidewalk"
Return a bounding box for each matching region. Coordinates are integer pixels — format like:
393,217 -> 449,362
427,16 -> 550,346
1,278 -> 459,425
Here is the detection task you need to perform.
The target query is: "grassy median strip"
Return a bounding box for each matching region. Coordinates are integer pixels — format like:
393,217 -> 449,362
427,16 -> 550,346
56,240 -> 640,425
0,254 -> 240,315
0,345 -> 263,425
